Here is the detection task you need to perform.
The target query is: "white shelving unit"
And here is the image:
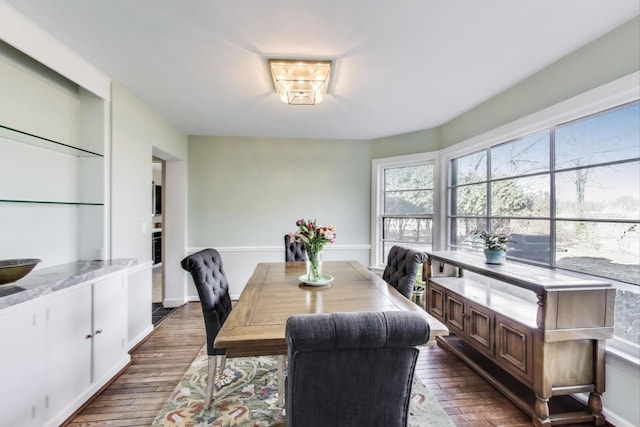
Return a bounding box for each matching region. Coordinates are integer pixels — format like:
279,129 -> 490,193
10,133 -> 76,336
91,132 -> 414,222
0,88 -> 109,267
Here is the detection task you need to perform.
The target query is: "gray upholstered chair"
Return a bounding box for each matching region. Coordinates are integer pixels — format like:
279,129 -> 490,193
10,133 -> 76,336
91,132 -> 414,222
180,248 -> 233,410
284,234 -> 306,261
285,311 -> 430,427
383,245 -> 427,299
181,248 -> 286,409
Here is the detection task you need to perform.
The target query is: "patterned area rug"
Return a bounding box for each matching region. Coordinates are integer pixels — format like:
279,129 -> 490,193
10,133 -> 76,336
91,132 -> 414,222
152,345 -> 454,427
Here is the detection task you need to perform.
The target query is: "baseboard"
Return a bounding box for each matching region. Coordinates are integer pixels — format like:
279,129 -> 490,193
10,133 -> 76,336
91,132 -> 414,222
127,325 -> 154,352
162,297 -> 187,308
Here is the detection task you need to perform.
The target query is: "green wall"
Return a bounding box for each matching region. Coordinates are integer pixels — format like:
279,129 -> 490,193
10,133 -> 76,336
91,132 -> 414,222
110,83 -> 188,262
371,127 -> 440,159
440,15 -> 640,148
373,16 -> 640,153
188,136 -> 372,247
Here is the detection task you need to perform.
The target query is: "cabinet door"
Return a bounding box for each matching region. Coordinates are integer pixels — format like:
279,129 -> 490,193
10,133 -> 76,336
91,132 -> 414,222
445,292 -> 466,336
467,302 -> 494,356
496,314 -> 533,384
427,282 -> 445,323
0,300 -> 46,427
46,284 -> 93,420
93,274 -> 128,384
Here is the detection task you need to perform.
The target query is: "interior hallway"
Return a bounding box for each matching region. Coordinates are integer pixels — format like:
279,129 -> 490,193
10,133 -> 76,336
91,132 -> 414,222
151,264 -> 175,327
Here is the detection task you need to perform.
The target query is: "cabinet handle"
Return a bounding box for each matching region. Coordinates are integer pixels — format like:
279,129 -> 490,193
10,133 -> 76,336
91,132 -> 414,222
85,333 -> 93,339
95,329 -> 103,335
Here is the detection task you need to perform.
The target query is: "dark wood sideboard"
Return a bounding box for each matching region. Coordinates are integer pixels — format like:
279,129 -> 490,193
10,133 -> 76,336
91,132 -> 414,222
424,251 -> 615,427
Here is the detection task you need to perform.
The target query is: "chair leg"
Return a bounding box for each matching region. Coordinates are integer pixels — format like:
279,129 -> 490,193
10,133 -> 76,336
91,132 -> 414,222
219,353 -> 227,372
277,355 -> 285,407
204,355 -> 218,410
204,354 -> 228,411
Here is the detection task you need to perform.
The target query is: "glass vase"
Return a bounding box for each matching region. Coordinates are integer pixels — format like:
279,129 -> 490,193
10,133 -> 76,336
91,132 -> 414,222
305,249 -> 323,282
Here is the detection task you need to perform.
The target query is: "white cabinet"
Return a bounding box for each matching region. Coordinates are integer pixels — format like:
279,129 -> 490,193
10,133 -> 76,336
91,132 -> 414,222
0,299 -> 46,427
45,283 -> 93,421
127,262 -> 153,350
92,274 -> 128,384
0,271 -> 131,427
44,274 -> 130,426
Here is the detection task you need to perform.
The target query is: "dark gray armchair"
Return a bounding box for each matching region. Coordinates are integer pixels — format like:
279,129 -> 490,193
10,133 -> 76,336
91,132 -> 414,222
383,245 -> 427,299
180,248 -> 233,410
284,234 -> 306,261
285,311 -> 431,427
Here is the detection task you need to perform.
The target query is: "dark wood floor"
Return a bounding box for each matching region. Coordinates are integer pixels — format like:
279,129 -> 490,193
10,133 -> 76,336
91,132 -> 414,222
65,302 -> 597,427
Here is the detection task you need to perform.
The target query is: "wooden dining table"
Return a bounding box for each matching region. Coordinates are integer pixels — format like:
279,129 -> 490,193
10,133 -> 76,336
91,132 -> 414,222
214,260 -> 449,358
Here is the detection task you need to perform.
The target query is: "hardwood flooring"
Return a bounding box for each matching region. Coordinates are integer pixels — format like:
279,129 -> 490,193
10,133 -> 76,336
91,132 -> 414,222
416,345 -> 533,426
65,302 -> 597,427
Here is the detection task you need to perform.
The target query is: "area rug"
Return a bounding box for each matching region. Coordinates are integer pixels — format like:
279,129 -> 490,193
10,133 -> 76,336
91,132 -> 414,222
152,345 -> 454,427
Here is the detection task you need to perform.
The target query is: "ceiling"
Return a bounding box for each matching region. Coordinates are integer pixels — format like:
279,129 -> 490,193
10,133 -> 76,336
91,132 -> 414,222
5,0 -> 639,140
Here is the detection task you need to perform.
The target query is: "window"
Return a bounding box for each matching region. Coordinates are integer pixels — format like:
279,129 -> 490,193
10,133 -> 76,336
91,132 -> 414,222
449,100 -> 640,346
372,154 -> 436,268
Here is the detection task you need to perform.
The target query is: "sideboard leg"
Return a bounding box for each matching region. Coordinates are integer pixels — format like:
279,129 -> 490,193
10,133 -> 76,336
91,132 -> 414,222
533,395 -> 552,427
588,392 -> 606,426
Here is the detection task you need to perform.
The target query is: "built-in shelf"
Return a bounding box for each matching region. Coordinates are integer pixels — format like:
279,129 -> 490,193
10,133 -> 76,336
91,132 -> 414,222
0,117 -> 105,262
0,199 -> 103,206
0,124 -> 102,158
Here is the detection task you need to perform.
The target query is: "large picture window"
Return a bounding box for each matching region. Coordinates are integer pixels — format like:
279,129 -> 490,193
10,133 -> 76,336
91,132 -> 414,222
449,100 -> 640,346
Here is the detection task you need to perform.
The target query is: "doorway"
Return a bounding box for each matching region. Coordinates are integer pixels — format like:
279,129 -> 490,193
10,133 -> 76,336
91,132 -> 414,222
152,147 -> 188,311
151,157 -> 164,304
151,157 -> 176,326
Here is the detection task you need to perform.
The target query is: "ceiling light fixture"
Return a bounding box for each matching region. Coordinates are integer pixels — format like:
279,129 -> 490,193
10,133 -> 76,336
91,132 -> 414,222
268,59 -> 332,105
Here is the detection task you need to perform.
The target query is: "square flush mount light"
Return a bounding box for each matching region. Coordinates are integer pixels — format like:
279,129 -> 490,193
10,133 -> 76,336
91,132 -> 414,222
268,59 -> 332,105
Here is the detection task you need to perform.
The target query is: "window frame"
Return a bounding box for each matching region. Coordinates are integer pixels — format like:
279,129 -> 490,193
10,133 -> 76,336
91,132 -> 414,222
440,72 -> 640,357
371,152 -> 440,269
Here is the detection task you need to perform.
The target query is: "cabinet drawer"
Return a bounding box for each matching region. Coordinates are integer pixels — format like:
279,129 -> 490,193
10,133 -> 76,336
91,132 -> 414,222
496,314 -> 533,384
427,282 -> 445,323
468,302 -> 493,356
446,292 -> 466,336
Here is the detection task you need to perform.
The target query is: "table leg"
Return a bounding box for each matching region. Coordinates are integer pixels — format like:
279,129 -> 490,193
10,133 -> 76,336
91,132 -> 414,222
277,355 -> 285,406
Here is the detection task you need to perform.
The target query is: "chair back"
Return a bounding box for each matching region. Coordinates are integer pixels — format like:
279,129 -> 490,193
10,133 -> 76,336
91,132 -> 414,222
285,311 -> 430,427
180,248 -> 233,356
383,246 -> 427,299
284,234 -> 306,261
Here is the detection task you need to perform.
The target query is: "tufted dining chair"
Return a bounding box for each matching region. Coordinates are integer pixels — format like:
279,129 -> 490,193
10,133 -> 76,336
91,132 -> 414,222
284,234 -> 306,262
383,245 -> 427,299
285,311 -> 431,427
180,248 -> 233,410
181,248 -> 286,410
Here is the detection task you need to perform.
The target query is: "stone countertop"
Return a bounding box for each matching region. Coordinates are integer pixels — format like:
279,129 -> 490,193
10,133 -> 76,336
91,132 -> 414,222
0,258 -> 137,310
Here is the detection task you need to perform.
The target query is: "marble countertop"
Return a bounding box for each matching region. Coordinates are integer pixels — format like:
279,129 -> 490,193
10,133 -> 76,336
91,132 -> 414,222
0,258 -> 137,310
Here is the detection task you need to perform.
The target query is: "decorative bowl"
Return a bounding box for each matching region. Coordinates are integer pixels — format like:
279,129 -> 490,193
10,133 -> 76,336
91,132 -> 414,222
0,259 -> 41,285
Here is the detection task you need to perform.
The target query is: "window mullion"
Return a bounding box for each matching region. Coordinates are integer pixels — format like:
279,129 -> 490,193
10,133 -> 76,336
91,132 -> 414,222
486,148 -> 492,232
550,126 -> 557,267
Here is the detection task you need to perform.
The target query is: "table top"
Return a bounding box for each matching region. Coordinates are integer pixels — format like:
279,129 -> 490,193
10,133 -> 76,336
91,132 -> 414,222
215,260 -> 448,357
427,251 -> 612,294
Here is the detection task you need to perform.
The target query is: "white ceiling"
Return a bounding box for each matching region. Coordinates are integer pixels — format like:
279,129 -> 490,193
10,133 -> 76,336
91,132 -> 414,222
5,0 -> 639,140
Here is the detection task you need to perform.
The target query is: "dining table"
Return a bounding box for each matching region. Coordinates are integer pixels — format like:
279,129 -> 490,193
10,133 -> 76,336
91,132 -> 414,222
214,259 -> 449,406
214,260 -> 449,358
